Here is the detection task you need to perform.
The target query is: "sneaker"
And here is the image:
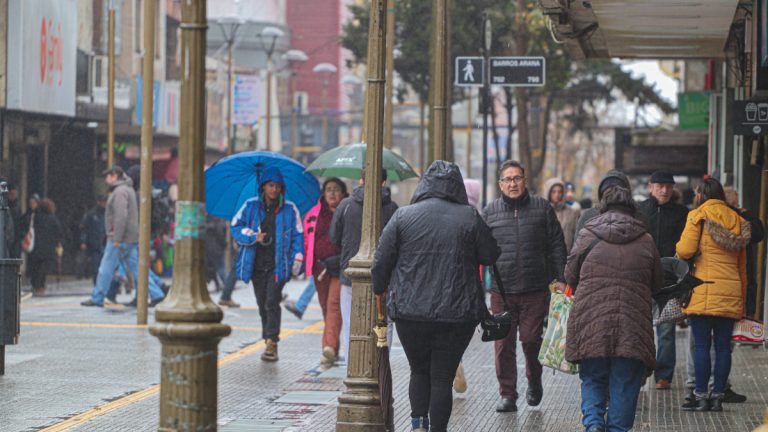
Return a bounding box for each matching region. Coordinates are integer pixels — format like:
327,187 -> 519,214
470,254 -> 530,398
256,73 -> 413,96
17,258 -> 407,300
283,300 -> 303,319
218,299 -> 241,308
105,295 -> 117,305
723,388 -> 747,403
123,299 -> 137,307
684,388 -> 695,403
149,297 -> 165,307
80,299 -> 103,307
655,379 -> 671,390
322,346 -> 337,366
411,416 -> 429,431
587,427 -> 606,432
453,363 -> 467,393
261,339 -> 278,362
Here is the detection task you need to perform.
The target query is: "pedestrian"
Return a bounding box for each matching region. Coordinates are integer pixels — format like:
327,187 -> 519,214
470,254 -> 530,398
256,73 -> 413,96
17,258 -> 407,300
81,166 -> 166,307
20,193 -> 40,255
283,278 -> 315,319
230,166 -> 304,362
483,160 -> 567,412
291,177 -> 347,367
677,177 -> 751,411
205,214 -> 228,292
724,186 -> 765,317
217,248 -> 242,308
26,198 -> 63,296
636,170 -> 689,391
330,168 -> 398,361
565,182 -> 582,211
543,177 -> 581,253
6,183 -> 23,258
79,195 -> 107,285
575,170 -> 648,244
372,161 -> 500,432
565,186 -> 662,432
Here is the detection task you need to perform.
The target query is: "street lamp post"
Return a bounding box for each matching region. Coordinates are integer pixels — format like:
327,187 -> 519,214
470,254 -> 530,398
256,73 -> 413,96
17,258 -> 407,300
313,63 -> 338,148
149,2 -> 231,430
137,0 -> 156,325
335,0 -> 388,430
259,26 -> 285,151
107,0 -> 116,169
284,49 -> 309,158
431,0 -> 449,162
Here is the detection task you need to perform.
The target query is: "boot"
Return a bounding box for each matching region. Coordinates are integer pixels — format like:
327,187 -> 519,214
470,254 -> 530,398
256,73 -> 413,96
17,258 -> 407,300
411,416 -> 429,431
526,377 -> 543,406
453,363 -> 467,393
709,393 -> 724,412
261,339 -> 278,362
682,392 -> 709,412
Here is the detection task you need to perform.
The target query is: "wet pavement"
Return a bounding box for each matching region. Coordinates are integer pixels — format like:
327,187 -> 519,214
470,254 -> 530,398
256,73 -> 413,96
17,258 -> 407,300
2,277 -> 767,431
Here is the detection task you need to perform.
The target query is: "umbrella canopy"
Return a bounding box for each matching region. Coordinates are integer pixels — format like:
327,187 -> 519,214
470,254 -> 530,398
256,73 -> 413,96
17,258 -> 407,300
305,142 -> 418,181
653,257 -> 706,310
205,151 -> 320,220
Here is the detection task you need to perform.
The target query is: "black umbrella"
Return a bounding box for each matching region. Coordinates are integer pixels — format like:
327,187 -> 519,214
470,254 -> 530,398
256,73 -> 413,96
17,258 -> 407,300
374,294 -> 393,431
653,257 -> 706,311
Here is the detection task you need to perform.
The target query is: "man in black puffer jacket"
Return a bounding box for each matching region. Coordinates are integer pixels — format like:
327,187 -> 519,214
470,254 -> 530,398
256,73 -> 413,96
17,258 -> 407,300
483,160 -> 567,413
372,160 -> 500,432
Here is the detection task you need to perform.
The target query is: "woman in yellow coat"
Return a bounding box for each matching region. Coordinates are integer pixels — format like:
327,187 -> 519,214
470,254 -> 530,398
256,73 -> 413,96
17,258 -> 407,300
676,177 -> 751,412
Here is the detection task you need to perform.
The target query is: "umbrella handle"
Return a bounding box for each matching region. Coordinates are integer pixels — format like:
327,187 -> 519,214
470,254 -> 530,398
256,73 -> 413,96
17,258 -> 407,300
375,294 -> 386,324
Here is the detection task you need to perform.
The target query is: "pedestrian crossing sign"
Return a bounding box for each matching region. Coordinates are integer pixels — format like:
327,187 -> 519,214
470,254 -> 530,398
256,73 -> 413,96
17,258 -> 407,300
455,56 -> 484,87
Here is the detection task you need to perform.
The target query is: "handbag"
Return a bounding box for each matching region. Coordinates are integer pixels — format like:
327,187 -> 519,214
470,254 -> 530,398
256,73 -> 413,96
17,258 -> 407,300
732,318 -> 765,345
479,264 -> 512,342
21,216 -> 35,254
654,297 -> 686,326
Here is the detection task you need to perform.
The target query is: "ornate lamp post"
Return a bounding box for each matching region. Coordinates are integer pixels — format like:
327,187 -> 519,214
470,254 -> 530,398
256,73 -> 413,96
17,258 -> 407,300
284,49 -> 309,158
313,63 -> 338,148
259,26 -> 285,151
149,2 -> 231,430
335,0 -> 388,430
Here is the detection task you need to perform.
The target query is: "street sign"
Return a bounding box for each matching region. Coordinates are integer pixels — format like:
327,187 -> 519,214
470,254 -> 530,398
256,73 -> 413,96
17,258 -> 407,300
455,56 -> 484,87
733,100 -> 768,136
490,56 -> 545,87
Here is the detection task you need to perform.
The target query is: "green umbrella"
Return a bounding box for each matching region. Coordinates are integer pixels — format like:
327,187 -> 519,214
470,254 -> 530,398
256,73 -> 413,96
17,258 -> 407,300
305,142 -> 419,181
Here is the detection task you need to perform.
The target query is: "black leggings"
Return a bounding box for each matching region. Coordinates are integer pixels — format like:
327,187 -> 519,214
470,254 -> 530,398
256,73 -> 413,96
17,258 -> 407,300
395,319 -> 475,432
27,255 -> 52,290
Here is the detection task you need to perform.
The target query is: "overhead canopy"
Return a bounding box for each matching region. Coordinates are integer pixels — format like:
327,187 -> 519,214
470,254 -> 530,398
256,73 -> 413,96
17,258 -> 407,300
538,0 -> 742,59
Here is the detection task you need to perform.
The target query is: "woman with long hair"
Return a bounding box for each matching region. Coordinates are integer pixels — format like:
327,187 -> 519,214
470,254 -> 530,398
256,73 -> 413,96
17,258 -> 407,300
677,177 -> 750,411
26,198 -> 63,296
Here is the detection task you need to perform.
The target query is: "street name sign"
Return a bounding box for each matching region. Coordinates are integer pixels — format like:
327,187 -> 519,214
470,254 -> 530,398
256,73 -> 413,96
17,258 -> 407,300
455,56 -> 484,87
490,56 -> 545,87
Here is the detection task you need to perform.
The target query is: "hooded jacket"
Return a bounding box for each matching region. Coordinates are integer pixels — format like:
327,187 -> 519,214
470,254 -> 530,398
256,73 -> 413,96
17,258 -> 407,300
677,199 -> 750,320
574,170 -> 649,244
565,210 -> 662,371
330,185 -> 398,286
372,161 -> 500,322
106,177 -> 139,243
543,177 -> 581,253
483,189 -> 567,294
230,167 -> 304,284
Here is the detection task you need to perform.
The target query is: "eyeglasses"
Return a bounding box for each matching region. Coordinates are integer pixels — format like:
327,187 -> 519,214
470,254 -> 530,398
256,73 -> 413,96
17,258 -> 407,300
325,187 -> 343,193
499,176 -> 525,184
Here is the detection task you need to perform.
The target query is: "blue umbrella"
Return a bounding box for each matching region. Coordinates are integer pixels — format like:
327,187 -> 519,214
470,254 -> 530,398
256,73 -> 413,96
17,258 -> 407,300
205,151 -> 320,220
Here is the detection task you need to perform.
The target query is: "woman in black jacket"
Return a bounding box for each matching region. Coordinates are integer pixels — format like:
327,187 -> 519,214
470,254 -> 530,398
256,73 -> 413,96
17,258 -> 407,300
27,198 -> 62,296
372,161 -> 500,432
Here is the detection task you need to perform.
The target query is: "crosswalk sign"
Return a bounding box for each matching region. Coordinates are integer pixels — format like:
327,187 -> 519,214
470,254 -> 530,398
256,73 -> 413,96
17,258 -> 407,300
455,57 -> 484,87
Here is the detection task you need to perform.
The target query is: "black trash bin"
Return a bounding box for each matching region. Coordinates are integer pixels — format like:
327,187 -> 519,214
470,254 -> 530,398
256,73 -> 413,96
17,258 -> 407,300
0,258 -> 22,375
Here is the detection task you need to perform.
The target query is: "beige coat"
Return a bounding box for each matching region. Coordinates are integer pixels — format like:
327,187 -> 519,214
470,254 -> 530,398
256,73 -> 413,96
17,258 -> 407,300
543,177 -> 581,252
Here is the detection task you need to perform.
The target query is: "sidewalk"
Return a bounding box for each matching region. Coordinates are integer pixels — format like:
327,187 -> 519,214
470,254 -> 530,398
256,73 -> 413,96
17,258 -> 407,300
2,278 -> 767,431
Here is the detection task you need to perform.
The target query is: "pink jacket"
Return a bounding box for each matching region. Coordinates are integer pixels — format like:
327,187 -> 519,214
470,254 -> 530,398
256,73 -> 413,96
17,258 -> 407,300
303,201 -> 322,276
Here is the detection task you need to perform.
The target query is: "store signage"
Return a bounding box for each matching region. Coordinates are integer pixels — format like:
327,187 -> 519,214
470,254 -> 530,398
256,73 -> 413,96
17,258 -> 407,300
733,100 -> 768,136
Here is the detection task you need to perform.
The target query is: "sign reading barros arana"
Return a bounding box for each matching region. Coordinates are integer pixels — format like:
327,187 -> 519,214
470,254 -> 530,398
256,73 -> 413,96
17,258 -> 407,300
6,0 -> 77,117
490,57 -> 546,87
733,100 -> 768,136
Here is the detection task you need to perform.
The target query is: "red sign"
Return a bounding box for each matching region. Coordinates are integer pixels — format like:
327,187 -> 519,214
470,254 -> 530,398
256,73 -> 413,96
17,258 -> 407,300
39,17 -> 64,86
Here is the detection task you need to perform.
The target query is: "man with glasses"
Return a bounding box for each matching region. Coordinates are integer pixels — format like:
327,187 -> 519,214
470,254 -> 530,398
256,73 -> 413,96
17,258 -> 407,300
483,160 -> 567,413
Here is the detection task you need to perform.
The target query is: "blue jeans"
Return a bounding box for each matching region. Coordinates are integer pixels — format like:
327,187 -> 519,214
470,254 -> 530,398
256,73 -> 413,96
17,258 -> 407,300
91,241 -> 165,305
689,315 -> 735,395
655,321 -> 676,382
220,267 -> 237,301
579,357 -> 646,432
295,278 -> 316,314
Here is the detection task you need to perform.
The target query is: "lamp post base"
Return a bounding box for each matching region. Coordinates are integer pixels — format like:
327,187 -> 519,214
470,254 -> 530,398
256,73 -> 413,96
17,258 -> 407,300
336,377 -> 387,432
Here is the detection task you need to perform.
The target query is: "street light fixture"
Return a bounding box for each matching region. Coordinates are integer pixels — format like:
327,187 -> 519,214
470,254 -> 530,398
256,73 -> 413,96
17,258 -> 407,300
284,49 -> 309,159
259,26 -> 285,151
313,62 -> 338,147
